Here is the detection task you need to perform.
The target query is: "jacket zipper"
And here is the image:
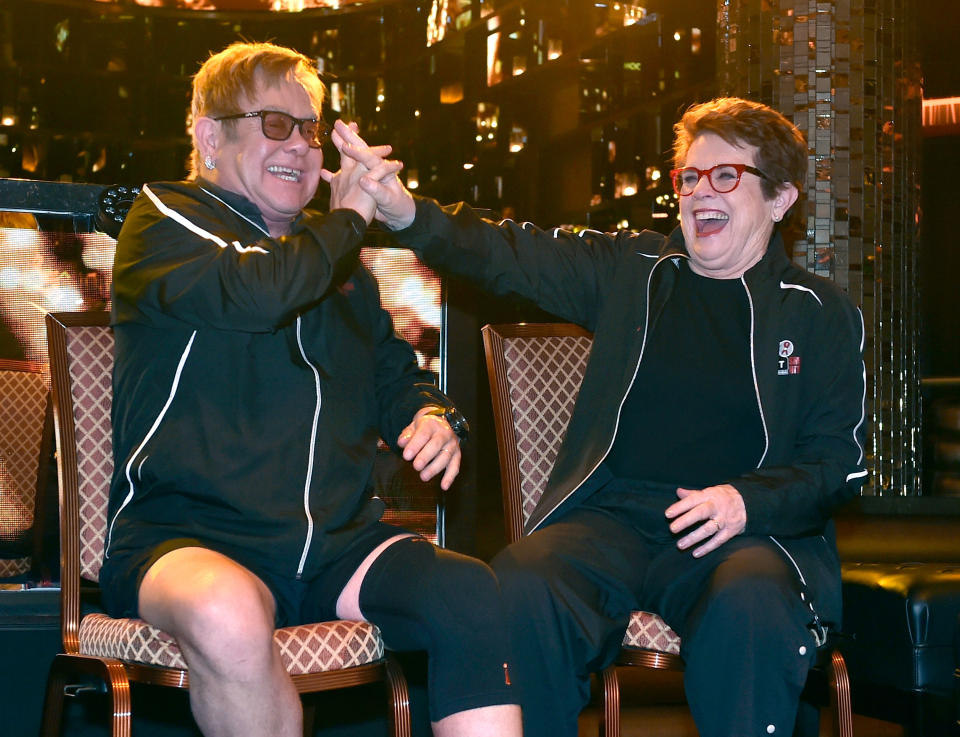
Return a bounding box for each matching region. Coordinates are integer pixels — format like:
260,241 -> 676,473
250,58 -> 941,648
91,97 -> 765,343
739,277 -> 770,466
529,252 -> 670,532
294,315 -> 322,579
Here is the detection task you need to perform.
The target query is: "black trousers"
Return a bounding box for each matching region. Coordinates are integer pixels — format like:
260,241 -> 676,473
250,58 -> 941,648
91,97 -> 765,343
490,485 -> 840,737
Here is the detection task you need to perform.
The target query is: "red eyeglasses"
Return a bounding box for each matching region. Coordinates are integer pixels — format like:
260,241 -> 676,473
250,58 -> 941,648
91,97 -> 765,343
669,163 -> 771,196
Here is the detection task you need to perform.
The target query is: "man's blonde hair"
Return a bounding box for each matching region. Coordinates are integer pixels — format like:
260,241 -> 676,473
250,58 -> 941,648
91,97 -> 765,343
187,41 -> 325,179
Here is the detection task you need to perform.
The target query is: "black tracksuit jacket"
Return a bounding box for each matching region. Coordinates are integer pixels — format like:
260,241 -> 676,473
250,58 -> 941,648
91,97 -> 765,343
395,197 -> 868,625
104,180 -> 452,581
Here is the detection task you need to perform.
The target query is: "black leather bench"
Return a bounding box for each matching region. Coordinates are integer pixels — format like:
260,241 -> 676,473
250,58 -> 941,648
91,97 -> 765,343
836,509 -> 960,736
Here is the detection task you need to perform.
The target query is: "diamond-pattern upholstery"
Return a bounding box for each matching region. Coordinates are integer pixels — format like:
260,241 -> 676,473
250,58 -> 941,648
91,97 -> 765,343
486,325 -> 681,655
79,613 -> 384,673
41,312 -> 410,737
502,334 -> 593,522
0,555 -> 31,577
0,362 -> 49,576
623,610 -> 681,655
63,325 -> 114,582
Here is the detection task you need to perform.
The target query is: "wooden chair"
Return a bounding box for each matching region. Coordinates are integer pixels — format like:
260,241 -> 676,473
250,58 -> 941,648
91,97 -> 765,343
40,310 -> 411,737
482,321 -> 853,737
0,358 -> 53,579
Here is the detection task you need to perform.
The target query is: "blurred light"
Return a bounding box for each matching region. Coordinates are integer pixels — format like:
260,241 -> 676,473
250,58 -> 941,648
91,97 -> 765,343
509,124 -> 527,153
673,31 -> 681,41
463,162 -> 474,170
407,169 -> 419,190
91,147 -> 107,174
441,82 -> 464,104
54,20 -> 69,54
330,82 -> 342,113
0,266 -> 19,288
45,285 -> 84,311
615,172 -> 638,198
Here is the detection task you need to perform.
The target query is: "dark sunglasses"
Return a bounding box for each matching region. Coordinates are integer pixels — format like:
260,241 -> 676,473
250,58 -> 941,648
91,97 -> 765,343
213,110 -> 329,149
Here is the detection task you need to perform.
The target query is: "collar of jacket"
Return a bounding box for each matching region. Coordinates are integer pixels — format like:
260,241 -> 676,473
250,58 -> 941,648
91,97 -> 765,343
658,225 -> 791,283
195,177 -> 313,237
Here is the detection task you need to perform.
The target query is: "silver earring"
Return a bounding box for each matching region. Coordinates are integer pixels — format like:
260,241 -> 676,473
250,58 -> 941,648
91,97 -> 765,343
204,155 -> 216,171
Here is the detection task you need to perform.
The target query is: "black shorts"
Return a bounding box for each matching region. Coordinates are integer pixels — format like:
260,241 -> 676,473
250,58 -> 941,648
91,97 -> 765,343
99,521 -> 415,627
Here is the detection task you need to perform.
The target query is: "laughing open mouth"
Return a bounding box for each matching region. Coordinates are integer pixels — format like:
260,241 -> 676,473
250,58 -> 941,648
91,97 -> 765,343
694,210 -> 729,235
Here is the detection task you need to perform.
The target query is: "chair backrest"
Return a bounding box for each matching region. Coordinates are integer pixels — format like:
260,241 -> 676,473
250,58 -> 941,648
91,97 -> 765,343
0,359 -> 52,577
45,311 -> 113,649
481,323 -> 593,543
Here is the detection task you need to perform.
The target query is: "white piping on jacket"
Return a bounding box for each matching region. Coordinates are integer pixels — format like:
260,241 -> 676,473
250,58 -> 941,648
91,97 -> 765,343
105,331 -> 197,557
198,187 -> 273,246
294,315 -> 322,579
768,534 -> 827,646
528,252 -> 668,532
849,307 -> 868,474
143,184 -> 269,254
782,281 -> 868,480
779,280 -> 823,306
741,277 -> 771,467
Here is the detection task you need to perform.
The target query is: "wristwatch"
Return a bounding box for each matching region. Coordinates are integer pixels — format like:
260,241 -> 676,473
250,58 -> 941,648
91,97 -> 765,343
425,406 -> 470,442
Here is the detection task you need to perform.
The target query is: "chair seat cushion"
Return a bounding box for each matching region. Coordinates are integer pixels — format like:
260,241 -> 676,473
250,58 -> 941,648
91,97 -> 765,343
78,612 -> 385,674
622,610 -> 681,654
842,562 -> 960,694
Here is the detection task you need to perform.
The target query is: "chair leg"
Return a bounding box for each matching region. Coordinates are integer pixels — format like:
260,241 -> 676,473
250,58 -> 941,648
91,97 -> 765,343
598,665 -> 621,737
384,654 -> 412,737
302,696 -> 317,737
40,654 -> 133,737
827,649 -> 854,737
39,655 -> 69,737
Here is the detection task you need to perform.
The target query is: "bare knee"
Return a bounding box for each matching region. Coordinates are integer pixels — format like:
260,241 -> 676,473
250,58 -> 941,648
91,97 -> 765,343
139,548 -> 277,677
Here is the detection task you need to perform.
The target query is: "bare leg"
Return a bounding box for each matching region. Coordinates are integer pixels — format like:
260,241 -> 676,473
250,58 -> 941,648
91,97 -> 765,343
433,705 -> 523,736
138,547 -> 301,737
336,536 -> 523,737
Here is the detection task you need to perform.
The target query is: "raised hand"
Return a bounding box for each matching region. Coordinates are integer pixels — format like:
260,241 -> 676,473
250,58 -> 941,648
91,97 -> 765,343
328,121 -> 417,230
320,132 -> 403,224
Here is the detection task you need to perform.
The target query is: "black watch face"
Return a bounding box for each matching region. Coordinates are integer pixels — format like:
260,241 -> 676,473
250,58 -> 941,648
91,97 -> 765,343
446,409 -> 468,439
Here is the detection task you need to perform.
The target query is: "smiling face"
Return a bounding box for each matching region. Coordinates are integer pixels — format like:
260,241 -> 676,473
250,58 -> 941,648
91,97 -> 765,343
678,132 -> 797,279
205,74 -> 323,237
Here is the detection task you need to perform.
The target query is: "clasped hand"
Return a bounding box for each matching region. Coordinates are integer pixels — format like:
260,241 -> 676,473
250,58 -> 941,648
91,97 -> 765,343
320,120 -> 417,230
397,407 -> 462,491
664,484 -> 747,557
